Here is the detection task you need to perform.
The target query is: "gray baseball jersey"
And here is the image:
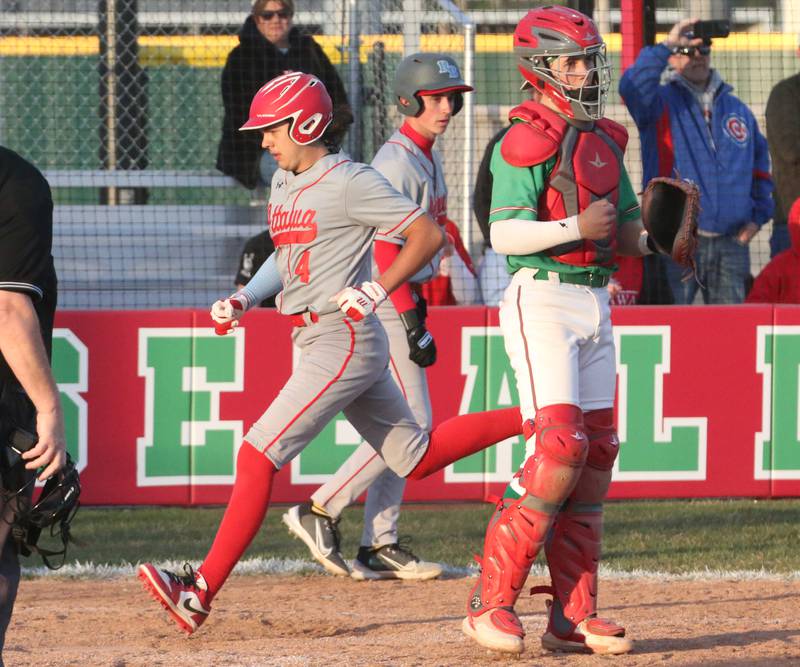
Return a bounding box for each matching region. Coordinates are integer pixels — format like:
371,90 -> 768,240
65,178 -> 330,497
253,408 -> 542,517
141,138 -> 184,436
372,129 -> 448,283
244,150 -> 432,475
269,151 -> 424,316
310,132 -> 446,547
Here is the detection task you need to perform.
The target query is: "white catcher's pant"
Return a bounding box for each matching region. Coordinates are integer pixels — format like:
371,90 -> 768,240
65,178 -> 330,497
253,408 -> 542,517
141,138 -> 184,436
500,268 -> 616,495
311,299 -> 432,548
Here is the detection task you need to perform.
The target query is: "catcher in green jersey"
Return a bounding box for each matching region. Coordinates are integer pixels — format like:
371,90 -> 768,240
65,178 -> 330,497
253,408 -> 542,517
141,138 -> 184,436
460,6 -> 674,657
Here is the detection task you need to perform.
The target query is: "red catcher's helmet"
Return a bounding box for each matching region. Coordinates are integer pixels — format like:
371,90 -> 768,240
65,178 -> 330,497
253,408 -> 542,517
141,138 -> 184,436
239,72 -> 334,145
514,6 -> 610,121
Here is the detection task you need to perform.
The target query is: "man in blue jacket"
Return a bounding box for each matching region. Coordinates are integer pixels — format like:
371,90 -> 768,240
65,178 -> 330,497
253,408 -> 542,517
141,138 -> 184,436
620,18 -> 773,304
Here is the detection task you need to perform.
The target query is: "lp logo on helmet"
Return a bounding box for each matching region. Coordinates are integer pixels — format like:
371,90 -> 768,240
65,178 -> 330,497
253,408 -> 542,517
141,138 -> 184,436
436,59 -> 460,79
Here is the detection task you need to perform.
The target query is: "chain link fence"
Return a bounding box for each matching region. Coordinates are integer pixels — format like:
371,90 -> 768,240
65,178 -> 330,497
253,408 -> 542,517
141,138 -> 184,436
0,0 -> 797,307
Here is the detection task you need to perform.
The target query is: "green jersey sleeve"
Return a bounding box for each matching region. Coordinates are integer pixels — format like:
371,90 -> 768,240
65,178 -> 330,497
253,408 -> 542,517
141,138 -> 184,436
617,165 -> 641,225
487,139 -> 556,225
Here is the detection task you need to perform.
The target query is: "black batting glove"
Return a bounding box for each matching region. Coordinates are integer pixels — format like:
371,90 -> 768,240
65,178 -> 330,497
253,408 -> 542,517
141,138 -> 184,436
399,307 -> 437,368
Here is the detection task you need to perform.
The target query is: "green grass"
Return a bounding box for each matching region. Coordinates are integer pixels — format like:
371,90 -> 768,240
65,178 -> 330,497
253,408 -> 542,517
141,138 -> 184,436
39,499 -> 800,575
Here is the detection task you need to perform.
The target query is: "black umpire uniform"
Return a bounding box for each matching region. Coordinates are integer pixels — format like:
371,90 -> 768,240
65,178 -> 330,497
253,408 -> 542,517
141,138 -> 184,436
0,146 -> 57,658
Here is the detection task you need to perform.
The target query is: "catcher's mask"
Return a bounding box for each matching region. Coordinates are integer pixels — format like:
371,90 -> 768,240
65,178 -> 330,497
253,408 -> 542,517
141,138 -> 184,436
2,453 -> 81,569
514,6 -> 610,121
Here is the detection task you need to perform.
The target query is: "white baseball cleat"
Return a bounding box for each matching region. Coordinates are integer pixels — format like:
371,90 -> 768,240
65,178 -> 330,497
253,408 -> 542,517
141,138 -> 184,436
461,607 -> 525,654
541,614 -> 633,655
282,503 -> 351,577
350,542 -> 443,581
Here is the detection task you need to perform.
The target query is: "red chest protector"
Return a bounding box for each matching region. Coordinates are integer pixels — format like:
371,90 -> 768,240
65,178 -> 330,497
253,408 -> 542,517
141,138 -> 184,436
501,100 -> 628,268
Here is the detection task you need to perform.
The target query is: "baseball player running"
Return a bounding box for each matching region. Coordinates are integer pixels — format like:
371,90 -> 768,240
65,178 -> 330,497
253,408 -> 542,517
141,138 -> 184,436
137,72 -> 522,634
282,53 -> 472,582
461,7 -> 657,656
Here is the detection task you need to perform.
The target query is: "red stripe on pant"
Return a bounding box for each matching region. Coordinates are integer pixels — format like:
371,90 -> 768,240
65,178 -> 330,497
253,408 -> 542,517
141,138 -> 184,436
263,319 -> 356,454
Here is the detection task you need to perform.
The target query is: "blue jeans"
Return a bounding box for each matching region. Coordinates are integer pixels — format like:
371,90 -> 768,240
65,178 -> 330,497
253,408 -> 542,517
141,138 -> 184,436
667,234 -> 751,304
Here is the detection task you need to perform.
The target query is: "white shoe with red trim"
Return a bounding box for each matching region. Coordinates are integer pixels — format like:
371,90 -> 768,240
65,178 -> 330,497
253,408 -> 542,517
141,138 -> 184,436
138,562 -> 211,634
461,607 -> 525,654
540,597 -> 632,655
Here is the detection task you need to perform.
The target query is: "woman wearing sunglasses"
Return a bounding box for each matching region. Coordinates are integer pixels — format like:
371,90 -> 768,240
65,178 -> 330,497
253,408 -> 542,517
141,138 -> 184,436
217,0 -> 354,189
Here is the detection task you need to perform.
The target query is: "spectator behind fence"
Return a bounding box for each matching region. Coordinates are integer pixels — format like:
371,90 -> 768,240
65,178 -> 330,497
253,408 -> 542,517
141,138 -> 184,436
746,198 -> 800,303
216,0 -> 353,189
0,147 -> 66,660
619,18 -> 773,304
765,40 -> 800,258
234,230 -> 276,308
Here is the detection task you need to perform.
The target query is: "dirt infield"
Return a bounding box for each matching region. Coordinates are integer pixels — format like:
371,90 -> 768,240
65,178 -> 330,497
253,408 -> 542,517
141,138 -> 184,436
7,574 -> 800,666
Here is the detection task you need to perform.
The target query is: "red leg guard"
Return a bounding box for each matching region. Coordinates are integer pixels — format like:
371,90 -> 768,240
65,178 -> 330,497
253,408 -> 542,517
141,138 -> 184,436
467,405 -> 588,619
544,504 -> 603,627
542,408 -> 621,630
468,497 -> 558,617
538,504 -> 631,655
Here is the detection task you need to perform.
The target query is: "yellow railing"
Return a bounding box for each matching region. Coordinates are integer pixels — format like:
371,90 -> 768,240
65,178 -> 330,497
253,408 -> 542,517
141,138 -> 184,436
0,33 -> 795,67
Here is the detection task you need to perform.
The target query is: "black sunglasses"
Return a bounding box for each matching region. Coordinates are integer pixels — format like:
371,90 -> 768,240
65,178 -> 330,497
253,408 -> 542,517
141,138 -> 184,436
672,45 -> 711,57
258,10 -> 291,20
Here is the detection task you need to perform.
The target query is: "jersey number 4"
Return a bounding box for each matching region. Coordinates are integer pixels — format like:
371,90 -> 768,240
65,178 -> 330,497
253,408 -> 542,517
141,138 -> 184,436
295,250 -> 311,284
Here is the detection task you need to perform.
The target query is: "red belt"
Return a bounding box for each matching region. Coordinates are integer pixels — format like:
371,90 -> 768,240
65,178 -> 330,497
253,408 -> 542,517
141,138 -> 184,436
288,311 -> 319,327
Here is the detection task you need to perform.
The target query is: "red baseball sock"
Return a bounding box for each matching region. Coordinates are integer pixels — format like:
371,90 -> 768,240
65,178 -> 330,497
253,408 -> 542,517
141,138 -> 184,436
199,442 -> 276,599
407,406 -> 522,480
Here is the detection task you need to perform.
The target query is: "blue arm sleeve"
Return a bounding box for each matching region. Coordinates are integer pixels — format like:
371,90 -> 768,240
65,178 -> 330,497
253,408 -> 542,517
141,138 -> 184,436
618,44 -> 670,128
751,120 -> 775,226
240,252 -> 282,305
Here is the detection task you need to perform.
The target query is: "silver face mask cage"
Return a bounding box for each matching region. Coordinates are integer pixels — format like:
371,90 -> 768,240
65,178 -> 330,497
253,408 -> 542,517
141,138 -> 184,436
527,43 -> 611,121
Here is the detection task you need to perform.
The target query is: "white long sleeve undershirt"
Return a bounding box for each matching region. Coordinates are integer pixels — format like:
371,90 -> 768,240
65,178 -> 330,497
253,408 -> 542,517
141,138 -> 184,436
489,216 -> 582,256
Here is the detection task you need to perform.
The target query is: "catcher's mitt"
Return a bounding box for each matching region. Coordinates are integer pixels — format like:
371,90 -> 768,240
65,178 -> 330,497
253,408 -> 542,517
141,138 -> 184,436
640,176 -> 699,270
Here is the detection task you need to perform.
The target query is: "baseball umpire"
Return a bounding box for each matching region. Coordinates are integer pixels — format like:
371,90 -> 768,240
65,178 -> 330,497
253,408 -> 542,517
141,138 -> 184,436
0,146 -> 66,663
282,52 -> 473,581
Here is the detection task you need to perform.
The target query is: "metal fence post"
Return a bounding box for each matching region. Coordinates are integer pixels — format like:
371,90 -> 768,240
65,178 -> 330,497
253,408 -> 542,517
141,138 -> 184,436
436,0 -> 475,255
347,0 -> 362,161
98,0 -> 148,205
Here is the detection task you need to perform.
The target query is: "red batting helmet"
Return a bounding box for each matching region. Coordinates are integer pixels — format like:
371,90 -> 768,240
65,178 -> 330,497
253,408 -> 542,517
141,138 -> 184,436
514,6 -> 610,121
239,71 -> 334,145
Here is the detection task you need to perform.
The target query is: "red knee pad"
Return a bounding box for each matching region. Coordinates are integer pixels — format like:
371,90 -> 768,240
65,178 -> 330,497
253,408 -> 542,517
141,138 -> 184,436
534,404 -> 588,466
584,408 -> 619,471
519,404 -> 588,502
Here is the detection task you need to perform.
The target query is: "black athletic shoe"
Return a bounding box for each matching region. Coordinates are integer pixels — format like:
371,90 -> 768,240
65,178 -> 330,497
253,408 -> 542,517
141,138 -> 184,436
351,540 -> 443,581
282,502 -> 350,577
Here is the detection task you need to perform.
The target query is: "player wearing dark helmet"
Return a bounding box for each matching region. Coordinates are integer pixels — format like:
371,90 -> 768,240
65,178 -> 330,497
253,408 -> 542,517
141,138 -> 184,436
282,53 -> 474,581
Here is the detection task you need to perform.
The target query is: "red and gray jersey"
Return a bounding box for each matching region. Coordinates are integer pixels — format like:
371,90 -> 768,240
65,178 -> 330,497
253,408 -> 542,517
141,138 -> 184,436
371,129 -> 448,283
269,151 -> 424,315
